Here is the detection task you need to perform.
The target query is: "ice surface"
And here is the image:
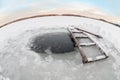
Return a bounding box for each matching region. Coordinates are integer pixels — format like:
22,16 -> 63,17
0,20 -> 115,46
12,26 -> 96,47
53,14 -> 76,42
0,75 -> 10,80
82,45 -> 102,58
0,16 -> 120,80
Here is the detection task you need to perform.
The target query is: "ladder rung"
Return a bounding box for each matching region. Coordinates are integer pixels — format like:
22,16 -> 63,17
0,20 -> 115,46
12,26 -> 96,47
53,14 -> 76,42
80,43 -> 96,46
71,31 -> 83,33
74,34 -> 88,38
95,55 -> 106,60
87,55 -> 108,63
76,36 -> 88,38
69,28 -> 83,33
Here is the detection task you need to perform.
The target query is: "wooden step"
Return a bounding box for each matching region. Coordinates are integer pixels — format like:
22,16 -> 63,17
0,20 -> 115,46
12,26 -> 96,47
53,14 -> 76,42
74,34 -> 88,38
87,55 -> 107,63
80,43 -> 96,46
70,30 -> 83,33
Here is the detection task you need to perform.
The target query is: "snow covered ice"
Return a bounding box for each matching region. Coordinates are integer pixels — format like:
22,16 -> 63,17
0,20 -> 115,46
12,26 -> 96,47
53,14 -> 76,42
0,16 -> 120,80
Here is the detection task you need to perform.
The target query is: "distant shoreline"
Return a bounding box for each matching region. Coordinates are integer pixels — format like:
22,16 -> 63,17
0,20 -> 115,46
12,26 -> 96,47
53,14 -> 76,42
0,14 -> 120,28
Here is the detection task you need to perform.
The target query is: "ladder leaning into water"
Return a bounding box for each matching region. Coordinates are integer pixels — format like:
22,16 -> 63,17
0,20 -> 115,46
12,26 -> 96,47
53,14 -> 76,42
68,27 -> 108,64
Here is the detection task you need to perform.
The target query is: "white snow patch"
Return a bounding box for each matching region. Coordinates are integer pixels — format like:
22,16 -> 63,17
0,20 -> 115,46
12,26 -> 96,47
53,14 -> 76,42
0,75 -> 10,80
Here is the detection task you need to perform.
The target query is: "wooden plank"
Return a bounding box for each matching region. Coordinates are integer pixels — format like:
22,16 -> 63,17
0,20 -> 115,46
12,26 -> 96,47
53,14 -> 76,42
74,34 -> 88,38
87,55 -> 108,63
80,43 -> 96,46
71,31 -> 83,33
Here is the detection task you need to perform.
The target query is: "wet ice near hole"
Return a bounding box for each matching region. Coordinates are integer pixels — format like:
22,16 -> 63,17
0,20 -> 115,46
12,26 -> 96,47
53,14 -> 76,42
0,16 -> 120,80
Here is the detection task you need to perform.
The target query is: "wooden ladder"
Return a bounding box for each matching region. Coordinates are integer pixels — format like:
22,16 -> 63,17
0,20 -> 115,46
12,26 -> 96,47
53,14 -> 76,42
68,27 -> 108,64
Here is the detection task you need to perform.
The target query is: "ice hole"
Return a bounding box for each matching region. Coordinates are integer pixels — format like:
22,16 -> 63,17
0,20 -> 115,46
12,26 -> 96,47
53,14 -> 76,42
30,32 -> 75,54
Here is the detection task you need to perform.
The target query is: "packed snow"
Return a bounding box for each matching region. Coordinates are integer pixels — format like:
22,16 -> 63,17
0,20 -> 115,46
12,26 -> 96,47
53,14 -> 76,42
0,16 -> 120,80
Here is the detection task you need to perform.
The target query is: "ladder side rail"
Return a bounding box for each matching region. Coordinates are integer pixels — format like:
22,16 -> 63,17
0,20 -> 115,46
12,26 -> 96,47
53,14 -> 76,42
68,28 -> 88,63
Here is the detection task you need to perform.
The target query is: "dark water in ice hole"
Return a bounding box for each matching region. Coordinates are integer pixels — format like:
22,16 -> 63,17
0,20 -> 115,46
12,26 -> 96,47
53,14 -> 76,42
30,32 -> 75,54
